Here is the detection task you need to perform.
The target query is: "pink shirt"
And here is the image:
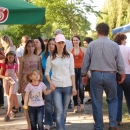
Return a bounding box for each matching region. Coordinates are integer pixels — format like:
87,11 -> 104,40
1,63 -> 18,75
119,45 -> 130,74
25,82 -> 47,107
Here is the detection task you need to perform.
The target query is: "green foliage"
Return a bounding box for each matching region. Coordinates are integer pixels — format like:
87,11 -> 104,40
97,0 -> 130,38
1,0 -> 100,44
0,25 -> 42,45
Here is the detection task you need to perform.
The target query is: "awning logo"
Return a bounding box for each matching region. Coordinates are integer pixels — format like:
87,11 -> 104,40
0,7 -> 9,23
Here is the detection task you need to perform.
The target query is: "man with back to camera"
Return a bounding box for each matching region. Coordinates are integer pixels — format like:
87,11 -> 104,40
81,22 -> 125,130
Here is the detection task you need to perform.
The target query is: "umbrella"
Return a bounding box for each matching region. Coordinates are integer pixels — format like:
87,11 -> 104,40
112,24 -> 130,34
0,0 -> 46,24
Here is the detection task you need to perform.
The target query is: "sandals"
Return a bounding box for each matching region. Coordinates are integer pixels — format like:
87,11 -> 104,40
12,106 -> 21,113
73,106 -> 79,113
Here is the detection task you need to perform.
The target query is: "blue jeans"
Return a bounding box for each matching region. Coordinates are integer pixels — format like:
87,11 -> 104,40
28,105 -> 44,130
52,86 -> 72,130
116,84 -> 123,122
122,74 -> 130,115
73,68 -> 84,106
44,79 -> 56,126
90,72 -> 118,130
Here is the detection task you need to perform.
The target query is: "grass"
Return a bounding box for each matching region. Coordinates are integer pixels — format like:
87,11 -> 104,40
102,97 -> 130,130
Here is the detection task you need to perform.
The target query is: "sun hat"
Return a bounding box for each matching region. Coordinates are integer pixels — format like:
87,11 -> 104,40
55,34 -> 66,43
54,29 -> 63,35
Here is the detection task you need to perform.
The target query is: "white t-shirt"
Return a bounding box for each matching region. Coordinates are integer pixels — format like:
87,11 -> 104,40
16,46 -> 24,57
119,45 -> 130,74
25,82 -> 47,107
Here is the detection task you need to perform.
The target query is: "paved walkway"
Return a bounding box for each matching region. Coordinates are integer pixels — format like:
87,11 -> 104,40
0,93 -> 114,130
0,93 -> 95,130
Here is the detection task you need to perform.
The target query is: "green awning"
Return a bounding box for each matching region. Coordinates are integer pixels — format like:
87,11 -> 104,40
0,0 -> 46,24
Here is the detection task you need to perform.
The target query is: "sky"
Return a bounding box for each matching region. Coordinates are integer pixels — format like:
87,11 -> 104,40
87,0 -> 105,30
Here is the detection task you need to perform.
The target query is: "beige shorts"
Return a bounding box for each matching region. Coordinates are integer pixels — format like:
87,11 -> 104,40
3,79 -> 17,95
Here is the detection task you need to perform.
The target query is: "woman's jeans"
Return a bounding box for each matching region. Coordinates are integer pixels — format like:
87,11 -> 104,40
44,79 -> 56,126
90,72 -> 118,130
117,74 -> 130,122
73,68 -> 84,106
28,105 -> 44,130
52,86 -> 72,130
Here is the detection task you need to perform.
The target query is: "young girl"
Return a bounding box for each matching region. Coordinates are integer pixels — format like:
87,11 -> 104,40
0,51 -> 19,121
23,70 -> 55,130
18,39 -> 42,130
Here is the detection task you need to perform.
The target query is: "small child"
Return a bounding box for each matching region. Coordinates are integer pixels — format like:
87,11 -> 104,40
23,70 -> 55,130
0,51 -> 19,121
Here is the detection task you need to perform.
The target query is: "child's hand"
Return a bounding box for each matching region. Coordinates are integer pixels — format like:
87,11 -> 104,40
23,105 -> 28,110
50,83 -> 55,91
4,77 -> 10,80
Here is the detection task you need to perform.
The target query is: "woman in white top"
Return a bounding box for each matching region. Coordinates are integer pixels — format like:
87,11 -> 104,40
45,34 -> 77,130
114,33 -> 130,125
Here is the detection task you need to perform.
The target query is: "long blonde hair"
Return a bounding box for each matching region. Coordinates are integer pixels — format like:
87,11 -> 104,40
1,35 -> 13,50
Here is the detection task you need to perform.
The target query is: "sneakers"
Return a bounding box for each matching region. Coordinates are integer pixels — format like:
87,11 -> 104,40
44,125 -> 50,130
109,126 -> 118,130
85,99 -> 91,104
4,115 -> 10,122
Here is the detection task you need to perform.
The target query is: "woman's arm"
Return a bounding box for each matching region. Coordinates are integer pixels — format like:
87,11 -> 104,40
18,57 -> 24,93
38,56 -> 42,73
69,53 -> 77,95
45,56 -> 56,88
0,66 -> 10,80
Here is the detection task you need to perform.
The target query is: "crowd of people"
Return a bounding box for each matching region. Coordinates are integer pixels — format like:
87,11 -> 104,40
0,22 -> 130,130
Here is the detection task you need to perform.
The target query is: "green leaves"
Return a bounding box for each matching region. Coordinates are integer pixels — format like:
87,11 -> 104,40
0,0 -> 100,44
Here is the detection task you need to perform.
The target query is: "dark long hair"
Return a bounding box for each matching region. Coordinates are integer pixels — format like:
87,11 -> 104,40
51,44 -> 70,60
44,38 -> 56,58
72,35 -> 82,46
37,37 -> 45,52
5,51 -> 17,64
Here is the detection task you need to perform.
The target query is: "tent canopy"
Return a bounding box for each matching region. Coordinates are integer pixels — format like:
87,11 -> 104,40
112,24 -> 130,34
0,0 -> 46,24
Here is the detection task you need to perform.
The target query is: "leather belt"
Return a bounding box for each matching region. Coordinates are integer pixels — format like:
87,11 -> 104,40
91,70 -> 116,74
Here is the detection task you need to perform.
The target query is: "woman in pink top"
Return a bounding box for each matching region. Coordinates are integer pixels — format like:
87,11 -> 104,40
114,33 -> 130,125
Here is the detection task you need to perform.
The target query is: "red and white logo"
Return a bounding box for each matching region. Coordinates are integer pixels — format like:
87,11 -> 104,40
0,7 -> 9,23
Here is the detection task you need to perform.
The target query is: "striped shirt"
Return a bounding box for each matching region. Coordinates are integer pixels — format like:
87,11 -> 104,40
81,36 -> 125,74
